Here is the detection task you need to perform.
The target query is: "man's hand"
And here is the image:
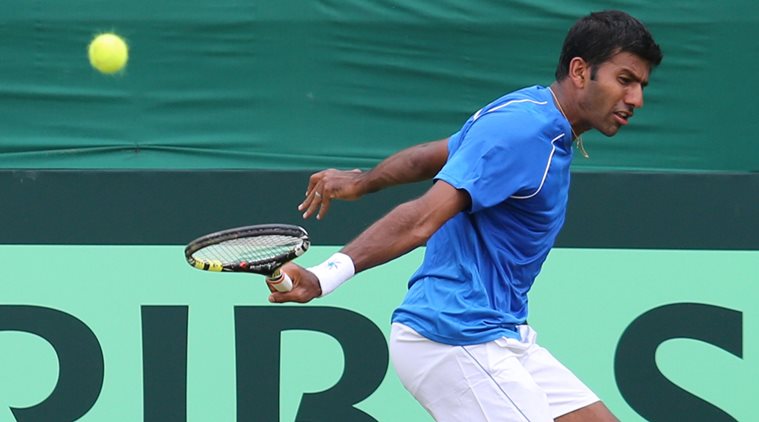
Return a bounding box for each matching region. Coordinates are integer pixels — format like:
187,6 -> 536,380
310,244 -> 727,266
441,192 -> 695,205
298,168 -> 365,220
267,263 -> 322,303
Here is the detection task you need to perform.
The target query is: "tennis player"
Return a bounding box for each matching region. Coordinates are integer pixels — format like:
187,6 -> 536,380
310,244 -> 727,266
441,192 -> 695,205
271,10 -> 663,422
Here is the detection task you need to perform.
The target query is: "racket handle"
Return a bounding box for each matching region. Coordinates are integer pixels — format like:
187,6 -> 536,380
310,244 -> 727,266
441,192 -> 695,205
266,269 -> 293,292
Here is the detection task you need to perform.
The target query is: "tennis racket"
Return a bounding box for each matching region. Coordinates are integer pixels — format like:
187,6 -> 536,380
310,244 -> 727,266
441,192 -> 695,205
184,224 -> 310,292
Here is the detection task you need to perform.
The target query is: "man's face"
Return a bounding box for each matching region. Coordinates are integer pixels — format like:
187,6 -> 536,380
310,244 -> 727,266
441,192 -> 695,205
578,52 -> 651,137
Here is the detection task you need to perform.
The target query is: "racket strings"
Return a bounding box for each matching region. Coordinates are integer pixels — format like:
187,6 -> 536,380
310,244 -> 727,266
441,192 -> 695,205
193,235 -> 300,266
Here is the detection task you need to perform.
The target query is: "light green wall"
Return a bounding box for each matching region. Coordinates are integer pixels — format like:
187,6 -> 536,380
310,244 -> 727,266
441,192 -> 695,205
0,245 -> 755,420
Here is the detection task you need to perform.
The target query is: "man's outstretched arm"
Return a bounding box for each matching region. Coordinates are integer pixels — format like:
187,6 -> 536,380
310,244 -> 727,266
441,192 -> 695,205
299,138 -> 449,220
272,180 -> 469,303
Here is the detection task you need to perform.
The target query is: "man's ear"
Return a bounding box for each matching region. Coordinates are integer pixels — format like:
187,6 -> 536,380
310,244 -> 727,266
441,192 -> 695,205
568,57 -> 590,88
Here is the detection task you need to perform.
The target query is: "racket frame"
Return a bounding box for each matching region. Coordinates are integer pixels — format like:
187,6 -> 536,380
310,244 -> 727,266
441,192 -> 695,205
184,224 -> 310,277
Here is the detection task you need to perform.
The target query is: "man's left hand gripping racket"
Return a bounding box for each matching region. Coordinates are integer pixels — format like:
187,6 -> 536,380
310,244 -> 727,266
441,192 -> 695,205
184,224 -> 310,292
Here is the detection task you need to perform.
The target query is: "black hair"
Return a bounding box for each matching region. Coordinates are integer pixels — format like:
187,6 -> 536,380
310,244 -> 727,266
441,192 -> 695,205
555,10 -> 663,80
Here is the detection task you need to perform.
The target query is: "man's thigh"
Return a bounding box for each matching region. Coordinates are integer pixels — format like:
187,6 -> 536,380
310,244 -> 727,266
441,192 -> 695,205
508,326 -> 603,420
390,323 -> 553,422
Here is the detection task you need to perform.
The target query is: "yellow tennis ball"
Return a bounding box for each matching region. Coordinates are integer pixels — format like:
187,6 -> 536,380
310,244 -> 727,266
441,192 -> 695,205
88,33 -> 128,74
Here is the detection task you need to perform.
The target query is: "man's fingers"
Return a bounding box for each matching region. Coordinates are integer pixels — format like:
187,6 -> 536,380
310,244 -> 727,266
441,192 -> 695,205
302,188 -> 324,219
299,168 -> 360,220
300,171 -> 329,211
306,171 -> 328,194
298,192 -> 313,212
316,197 -> 332,221
268,286 -> 315,303
267,266 -> 321,303
268,291 -> 308,303
300,178 -> 326,215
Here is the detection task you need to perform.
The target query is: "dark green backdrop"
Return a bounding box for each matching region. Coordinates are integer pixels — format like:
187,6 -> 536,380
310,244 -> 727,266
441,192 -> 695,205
1,0 -> 758,172
1,170 -> 756,250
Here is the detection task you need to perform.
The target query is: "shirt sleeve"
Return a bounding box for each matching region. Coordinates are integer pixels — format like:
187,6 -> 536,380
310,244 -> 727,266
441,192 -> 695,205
436,110 -> 552,213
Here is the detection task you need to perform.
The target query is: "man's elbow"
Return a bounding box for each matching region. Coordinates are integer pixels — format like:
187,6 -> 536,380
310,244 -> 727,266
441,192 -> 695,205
394,202 -> 442,247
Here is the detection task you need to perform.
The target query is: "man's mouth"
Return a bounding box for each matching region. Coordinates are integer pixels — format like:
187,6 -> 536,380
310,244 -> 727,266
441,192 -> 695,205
613,110 -> 632,126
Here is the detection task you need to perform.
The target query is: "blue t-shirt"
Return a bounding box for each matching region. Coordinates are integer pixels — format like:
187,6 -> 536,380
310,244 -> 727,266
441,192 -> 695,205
391,85 -> 574,345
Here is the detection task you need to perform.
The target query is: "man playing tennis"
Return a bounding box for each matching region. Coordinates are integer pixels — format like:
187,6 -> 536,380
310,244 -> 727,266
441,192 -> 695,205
270,10 -> 663,422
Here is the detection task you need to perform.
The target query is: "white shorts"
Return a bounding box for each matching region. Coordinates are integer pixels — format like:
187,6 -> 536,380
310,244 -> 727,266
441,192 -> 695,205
389,323 -> 599,422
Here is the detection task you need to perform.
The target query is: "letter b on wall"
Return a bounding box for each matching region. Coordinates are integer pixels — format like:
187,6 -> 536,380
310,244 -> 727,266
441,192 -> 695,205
235,306 -> 389,422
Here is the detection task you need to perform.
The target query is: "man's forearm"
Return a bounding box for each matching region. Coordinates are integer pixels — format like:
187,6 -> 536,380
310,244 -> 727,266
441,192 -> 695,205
298,138 -> 449,220
342,179 -> 469,273
341,201 -> 431,273
361,138 -> 449,194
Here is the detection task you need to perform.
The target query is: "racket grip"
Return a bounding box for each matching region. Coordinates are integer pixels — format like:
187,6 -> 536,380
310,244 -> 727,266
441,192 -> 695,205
266,270 -> 293,292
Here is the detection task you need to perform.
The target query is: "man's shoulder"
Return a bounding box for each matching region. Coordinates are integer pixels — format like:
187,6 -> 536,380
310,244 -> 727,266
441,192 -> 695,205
476,85 -> 551,118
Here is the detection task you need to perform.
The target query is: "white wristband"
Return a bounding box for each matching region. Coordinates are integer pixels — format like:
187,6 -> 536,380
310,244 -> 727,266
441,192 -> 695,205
308,252 -> 355,297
